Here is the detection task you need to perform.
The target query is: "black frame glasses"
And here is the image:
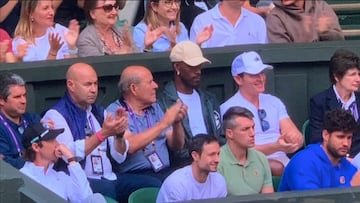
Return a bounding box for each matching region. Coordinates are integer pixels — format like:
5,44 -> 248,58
94,3 -> 120,13
258,109 -> 270,132
161,0 -> 181,8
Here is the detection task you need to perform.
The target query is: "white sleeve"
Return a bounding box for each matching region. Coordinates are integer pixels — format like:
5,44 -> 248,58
108,136 -> 129,164
67,162 -> 93,203
43,109 -> 86,159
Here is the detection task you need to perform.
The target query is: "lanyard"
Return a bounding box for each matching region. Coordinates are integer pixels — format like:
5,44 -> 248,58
88,115 -> 96,133
0,113 -> 28,155
121,101 -> 156,152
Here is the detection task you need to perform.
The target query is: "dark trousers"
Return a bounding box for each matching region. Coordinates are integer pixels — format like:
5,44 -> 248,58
88,173 -> 162,203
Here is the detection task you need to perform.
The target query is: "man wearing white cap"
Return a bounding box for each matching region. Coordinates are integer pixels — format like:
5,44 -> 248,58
158,41 -> 224,168
220,51 -> 303,176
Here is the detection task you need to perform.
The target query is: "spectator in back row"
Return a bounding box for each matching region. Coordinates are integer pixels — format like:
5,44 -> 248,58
279,109 -> 360,191
12,0 -> 79,61
134,0 -> 213,52
78,0 -> 138,57
219,106 -> 273,196
310,49 -> 360,157
157,41 -> 224,168
190,0 -> 267,48
266,0 -> 343,43
220,51 -> 303,176
156,134 -> 227,203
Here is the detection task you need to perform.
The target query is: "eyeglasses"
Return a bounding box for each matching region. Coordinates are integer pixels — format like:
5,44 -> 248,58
258,109 -> 270,132
161,0 -> 181,8
94,3 -> 119,13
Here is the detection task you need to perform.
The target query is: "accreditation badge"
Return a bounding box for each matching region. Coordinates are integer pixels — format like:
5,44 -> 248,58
146,151 -> 165,172
91,155 -> 104,175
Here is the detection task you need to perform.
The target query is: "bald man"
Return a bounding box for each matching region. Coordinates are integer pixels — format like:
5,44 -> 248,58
106,65 -> 187,182
43,63 -> 162,203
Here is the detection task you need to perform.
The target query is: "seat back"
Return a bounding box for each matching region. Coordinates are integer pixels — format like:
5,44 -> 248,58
128,187 -> 160,203
302,119 -> 311,147
272,176 -> 282,192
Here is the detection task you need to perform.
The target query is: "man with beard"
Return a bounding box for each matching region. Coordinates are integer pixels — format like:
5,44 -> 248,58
279,109 -> 360,191
157,41 -> 224,168
220,51 -> 303,176
156,134 -> 227,202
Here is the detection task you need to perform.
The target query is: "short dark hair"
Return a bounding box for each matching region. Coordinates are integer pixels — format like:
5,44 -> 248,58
188,134 -> 219,156
223,106 -> 254,130
323,109 -> 358,134
0,72 -> 25,100
329,49 -> 360,84
22,142 -> 43,162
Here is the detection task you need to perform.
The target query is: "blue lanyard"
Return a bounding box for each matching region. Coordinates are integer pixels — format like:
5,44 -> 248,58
0,113 -> 28,155
122,101 -> 152,133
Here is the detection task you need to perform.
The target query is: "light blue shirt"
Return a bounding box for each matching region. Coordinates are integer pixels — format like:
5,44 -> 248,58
190,3 -> 267,48
106,100 -> 170,172
133,21 -> 189,52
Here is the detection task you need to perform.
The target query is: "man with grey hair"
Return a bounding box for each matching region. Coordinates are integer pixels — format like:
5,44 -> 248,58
219,106 -> 273,195
106,65 -> 187,182
0,72 -> 41,169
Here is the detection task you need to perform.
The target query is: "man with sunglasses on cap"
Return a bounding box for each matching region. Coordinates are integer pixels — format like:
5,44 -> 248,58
220,51 -> 303,176
158,40 -> 224,168
20,123 -> 105,203
0,72 -> 41,169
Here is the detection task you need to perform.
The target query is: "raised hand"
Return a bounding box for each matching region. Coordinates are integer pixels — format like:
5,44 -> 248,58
64,19 -> 80,49
316,16 -> 331,33
144,24 -> 165,49
0,40 -> 9,62
277,135 -> 299,154
48,33 -> 64,56
196,24 -> 213,45
55,144 -> 75,159
16,42 -> 30,60
163,25 -> 177,48
163,99 -> 187,127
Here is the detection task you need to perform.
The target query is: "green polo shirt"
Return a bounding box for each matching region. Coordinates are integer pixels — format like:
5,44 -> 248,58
218,144 -> 272,196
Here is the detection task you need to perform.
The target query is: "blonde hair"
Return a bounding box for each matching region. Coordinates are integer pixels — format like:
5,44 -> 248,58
14,0 -> 40,42
143,0 -> 181,35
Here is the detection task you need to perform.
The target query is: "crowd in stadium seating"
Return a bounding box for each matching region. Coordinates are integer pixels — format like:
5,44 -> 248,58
1,0 -> 359,203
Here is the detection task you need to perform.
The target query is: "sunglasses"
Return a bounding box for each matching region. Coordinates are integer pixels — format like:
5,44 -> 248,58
258,109 -> 270,132
94,3 -> 119,13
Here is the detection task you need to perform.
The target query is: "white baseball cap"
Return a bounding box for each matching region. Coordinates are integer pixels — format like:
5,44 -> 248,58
231,51 -> 273,76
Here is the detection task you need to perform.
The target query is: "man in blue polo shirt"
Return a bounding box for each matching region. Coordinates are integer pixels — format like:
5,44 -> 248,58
279,109 -> 360,191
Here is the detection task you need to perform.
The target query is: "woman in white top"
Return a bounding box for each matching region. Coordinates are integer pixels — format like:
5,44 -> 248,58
12,0 -> 79,62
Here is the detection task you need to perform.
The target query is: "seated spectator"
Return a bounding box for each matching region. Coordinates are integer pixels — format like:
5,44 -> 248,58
12,0 -> 79,62
43,63 -> 159,203
190,0 -> 267,48
266,0 -> 343,43
134,0 -> 213,52
180,0 -> 218,31
0,72 -> 41,169
106,65 -> 187,181
219,106 -> 273,195
157,41 -> 224,168
20,123 -> 106,203
310,49 -> 360,157
156,134 -> 227,202
0,28 -> 28,62
220,51 -> 303,176
0,0 -> 21,37
279,109 -> 360,191
78,0 -> 137,57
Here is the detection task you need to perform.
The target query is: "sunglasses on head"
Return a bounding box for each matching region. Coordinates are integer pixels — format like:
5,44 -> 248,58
258,109 -> 270,132
94,3 -> 119,13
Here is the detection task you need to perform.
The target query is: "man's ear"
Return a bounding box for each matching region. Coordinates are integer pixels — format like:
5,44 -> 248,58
233,75 -> 243,86
0,97 -> 5,106
191,151 -> 200,161
322,129 -> 330,143
31,142 -> 41,152
226,128 -> 233,140
67,79 -> 74,92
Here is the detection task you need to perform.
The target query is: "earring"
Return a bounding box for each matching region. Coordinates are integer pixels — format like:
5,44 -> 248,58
176,71 -> 180,75
31,18 -> 34,22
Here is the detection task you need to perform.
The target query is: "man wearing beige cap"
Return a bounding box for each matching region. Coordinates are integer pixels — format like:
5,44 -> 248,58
158,41 -> 224,168
220,51 -> 303,176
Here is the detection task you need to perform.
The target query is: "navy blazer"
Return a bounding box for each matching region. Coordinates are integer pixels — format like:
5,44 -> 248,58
309,87 -> 360,157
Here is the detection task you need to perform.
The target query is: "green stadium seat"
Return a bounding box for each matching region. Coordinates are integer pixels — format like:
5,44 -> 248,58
272,176 -> 282,192
128,187 -> 160,203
